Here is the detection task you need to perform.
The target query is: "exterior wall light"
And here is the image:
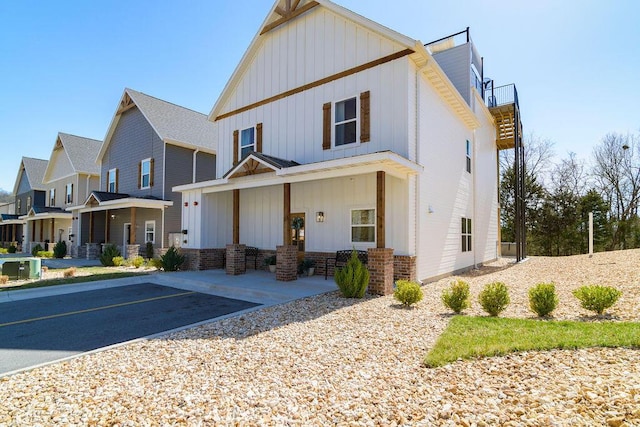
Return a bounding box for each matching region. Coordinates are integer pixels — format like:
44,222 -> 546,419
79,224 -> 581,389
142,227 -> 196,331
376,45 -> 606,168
193,201 -> 199,206
184,202 -> 189,207
316,212 -> 325,222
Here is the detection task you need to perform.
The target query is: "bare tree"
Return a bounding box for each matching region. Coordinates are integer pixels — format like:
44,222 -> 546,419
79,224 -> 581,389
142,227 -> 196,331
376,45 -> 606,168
591,132 -> 640,249
500,131 -> 555,185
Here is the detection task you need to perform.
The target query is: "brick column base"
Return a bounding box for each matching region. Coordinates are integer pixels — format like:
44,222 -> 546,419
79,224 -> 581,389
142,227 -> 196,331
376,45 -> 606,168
276,245 -> 297,282
125,244 -> 140,259
367,248 -> 394,295
86,243 -> 100,260
226,244 -> 246,275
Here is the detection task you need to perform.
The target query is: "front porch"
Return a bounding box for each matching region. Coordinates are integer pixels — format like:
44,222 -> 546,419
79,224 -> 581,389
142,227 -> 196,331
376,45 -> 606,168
177,151 -> 421,295
0,215 -> 23,250
22,208 -> 72,254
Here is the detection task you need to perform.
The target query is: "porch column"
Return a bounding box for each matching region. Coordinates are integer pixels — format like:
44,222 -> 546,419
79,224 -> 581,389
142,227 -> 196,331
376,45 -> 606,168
51,218 -> 55,243
105,210 -> 110,243
39,220 -> 43,242
233,189 -> 239,244
377,171 -> 385,248
226,244 -> 246,275
283,183 -> 291,245
89,211 -> 94,243
31,221 -> 36,245
1,225 -> 5,244
130,207 -> 136,244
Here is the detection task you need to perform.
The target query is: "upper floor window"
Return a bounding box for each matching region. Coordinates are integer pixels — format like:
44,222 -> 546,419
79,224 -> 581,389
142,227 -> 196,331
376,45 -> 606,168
351,208 -> 375,243
66,183 -> 73,204
27,196 -> 31,211
461,217 -> 472,252
334,97 -> 358,147
49,188 -> 56,207
141,159 -> 151,189
108,168 -> 117,193
240,127 -> 255,159
466,140 -> 472,173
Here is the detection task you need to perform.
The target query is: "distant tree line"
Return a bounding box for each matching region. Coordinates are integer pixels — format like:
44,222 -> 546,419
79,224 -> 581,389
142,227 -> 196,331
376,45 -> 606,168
500,131 -> 640,256
0,189 -> 12,203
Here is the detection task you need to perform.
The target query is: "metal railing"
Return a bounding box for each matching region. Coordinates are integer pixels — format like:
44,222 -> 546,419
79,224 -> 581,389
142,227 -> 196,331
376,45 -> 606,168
484,83 -> 519,108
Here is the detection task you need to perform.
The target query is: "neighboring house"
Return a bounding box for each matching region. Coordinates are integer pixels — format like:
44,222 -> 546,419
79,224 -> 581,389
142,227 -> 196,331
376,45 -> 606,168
9,157 -> 48,252
0,199 -> 16,247
175,0 -> 523,294
22,133 -> 102,256
71,88 -> 216,259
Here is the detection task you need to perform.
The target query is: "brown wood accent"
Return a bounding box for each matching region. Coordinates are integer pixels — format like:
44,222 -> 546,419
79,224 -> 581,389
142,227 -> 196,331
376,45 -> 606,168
256,123 -> 263,153
105,210 -> 110,243
31,221 -> 35,244
115,168 -> 119,193
150,158 -> 155,187
89,212 -> 94,244
233,130 -> 239,166
322,102 -> 331,150
260,1 -> 319,35
376,171 -> 385,249
216,48 -> 414,121
283,183 -> 291,245
233,189 -> 240,244
274,5 -> 287,16
50,219 -> 55,243
230,168 -> 274,179
360,91 -> 370,142
39,220 -> 43,242
130,207 -> 136,244
137,162 -> 142,188
105,173 -> 108,192
70,183 -> 73,203
116,92 -> 136,115
291,0 -> 301,11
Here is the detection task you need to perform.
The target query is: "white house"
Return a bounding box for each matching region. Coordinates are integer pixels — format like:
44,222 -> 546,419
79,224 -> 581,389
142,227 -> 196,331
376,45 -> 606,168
174,0 -> 522,294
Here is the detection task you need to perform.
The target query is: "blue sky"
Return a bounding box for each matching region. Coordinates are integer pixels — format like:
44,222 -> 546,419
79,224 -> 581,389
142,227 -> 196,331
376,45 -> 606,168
1,0 -> 638,193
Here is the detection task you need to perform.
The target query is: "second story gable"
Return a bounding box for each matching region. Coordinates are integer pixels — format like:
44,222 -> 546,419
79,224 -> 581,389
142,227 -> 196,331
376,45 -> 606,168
97,89 -> 217,201
13,157 -> 48,216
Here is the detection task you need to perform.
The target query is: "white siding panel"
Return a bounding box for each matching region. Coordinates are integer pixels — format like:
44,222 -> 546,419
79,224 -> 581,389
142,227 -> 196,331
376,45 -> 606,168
46,149 -> 74,183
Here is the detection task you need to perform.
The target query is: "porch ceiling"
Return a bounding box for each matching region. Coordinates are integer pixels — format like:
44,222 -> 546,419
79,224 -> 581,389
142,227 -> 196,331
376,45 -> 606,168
176,151 -> 423,194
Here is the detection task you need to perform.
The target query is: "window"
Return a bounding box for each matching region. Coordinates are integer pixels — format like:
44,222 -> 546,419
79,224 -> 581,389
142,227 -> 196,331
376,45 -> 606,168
461,217 -> 472,252
66,183 -> 73,204
108,168 -> 117,192
351,208 -> 375,243
49,189 -> 56,206
141,159 -> 151,189
240,127 -> 255,159
145,220 -> 156,244
466,140 -> 472,173
334,97 -> 358,147
27,196 -> 31,211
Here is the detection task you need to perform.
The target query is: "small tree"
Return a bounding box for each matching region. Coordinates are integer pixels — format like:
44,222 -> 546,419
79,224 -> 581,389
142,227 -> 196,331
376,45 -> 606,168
160,246 -> 186,271
53,241 -> 67,259
334,250 -> 369,298
100,244 -> 121,267
31,244 -> 43,257
145,242 -> 155,259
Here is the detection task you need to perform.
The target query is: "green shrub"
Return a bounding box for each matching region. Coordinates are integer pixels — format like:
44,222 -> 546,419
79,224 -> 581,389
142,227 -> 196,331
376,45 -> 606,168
441,279 -> 471,314
8,245 -> 17,254
394,280 -> 423,307
132,256 -> 144,269
149,257 -> 163,269
479,282 -> 510,317
100,244 -> 121,267
53,241 -> 67,259
0,248 -> 7,254
263,255 -> 276,266
573,285 -> 621,315
31,244 -> 43,257
112,256 -> 125,267
145,242 -> 155,259
36,251 -> 53,258
528,282 -> 559,317
160,246 -> 185,271
334,250 -> 370,298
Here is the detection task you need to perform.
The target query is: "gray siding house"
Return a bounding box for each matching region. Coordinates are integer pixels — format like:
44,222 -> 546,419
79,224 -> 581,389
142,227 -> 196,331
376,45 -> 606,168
2,157 -> 48,250
22,133 -> 102,255
74,88 -> 216,258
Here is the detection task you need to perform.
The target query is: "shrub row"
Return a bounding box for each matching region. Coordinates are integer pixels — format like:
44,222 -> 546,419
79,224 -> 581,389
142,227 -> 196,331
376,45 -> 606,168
99,244 -> 184,271
441,280 -> 622,317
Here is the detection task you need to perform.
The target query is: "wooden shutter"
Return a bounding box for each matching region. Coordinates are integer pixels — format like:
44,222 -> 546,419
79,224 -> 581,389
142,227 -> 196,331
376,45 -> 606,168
360,91 -> 370,143
256,123 -> 263,153
233,130 -> 239,165
137,162 -> 141,188
322,102 -> 331,150
150,158 -> 155,187
115,169 -> 119,193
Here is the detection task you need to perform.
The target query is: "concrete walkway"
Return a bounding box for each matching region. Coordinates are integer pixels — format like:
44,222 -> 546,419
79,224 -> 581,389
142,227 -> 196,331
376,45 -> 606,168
0,269 -> 338,307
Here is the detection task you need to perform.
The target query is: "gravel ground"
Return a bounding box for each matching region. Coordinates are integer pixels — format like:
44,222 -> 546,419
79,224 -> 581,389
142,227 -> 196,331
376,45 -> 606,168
1,249 -> 639,426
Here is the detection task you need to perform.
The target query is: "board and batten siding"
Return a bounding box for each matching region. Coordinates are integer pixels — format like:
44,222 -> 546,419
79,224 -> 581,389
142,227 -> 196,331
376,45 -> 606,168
215,7 -> 410,177
415,64 -> 476,281
100,107 -> 164,198
164,144 -> 200,247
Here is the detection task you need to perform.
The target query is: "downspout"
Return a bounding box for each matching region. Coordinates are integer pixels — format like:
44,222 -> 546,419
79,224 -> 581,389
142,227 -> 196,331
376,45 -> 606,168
193,149 -> 200,183
473,131 -> 478,269
414,66 -> 420,260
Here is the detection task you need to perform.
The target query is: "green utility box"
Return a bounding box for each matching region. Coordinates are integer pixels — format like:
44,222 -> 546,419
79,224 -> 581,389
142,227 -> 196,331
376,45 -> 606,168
0,257 -> 41,280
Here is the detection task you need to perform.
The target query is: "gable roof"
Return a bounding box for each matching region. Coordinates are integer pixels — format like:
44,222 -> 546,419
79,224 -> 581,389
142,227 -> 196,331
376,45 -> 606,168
43,132 -> 102,183
97,88 -> 217,162
13,157 -> 48,195
223,152 -> 300,179
210,0 -> 416,120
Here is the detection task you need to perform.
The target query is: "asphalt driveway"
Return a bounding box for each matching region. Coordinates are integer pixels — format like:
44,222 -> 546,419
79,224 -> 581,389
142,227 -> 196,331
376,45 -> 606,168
0,283 -> 260,375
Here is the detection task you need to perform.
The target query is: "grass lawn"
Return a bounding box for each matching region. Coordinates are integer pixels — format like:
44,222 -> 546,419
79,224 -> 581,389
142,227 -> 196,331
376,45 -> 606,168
425,316 -> 640,368
0,267 -> 151,292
